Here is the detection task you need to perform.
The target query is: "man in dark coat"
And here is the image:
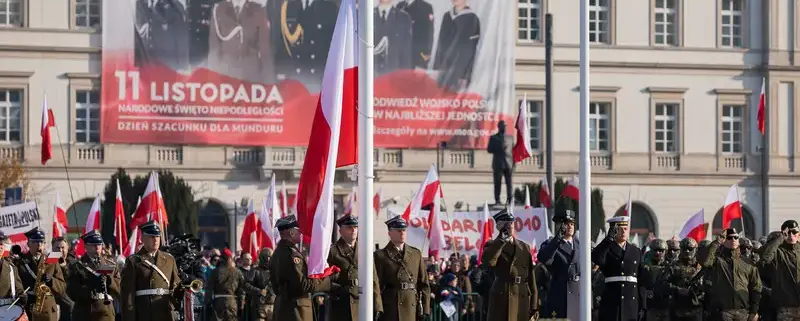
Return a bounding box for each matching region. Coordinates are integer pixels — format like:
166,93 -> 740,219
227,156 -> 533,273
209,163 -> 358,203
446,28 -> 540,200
537,209 -> 580,320
245,248 -> 275,321
238,252 -> 256,321
487,120 -> 515,205
135,0 -> 190,70
374,0 -> 413,75
592,216 -> 646,321
396,0 -> 434,70
433,0 -> 480,92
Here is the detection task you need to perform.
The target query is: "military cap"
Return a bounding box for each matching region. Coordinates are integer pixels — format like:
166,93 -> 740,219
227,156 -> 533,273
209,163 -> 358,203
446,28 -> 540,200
553,209 -> 576,223
81,230 -> 104,245
781,219 -> 799,232
666,239 -> 681,250
722,228 -> 738,238
336,213 -> 358,227
275,215 -> 299,231
492,208 -> 514,223
740,237 -> 753,248
606,216 -> 630,226
24,227 -> 45,242
385,215 -> 407,230
51,236 -> 65,243
680,238 -> 698,249
139,220 -> 162,236
649,239 -> 667,251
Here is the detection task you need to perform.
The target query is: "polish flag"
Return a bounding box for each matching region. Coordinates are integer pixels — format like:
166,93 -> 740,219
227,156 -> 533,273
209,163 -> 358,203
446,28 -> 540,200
40,94 -> 55,165
295,0 -> 357,278
539,177 -> 552,208
75,195 -> 101,256
477,201 -> 493,264
512,95 -> 533,163
524,185 -> 532,209
45,251 -> 62,264
530,238 -> 539,264
122,226 -> 139,257
722,184 -> 742,229
373,188 -> 381,217
113,179 -> 128,255
426,186 -> 447,259
131,172 -> 165,228
679,209 -> 707,242
402,164 -> 442,221
240,199 -> 261,257
261,175 -> 281,249
52,193 -> 67,238
562,176 -> 580,201
279,181 -> 290,217
757,77 -> 766,135
343,187 -> 356,215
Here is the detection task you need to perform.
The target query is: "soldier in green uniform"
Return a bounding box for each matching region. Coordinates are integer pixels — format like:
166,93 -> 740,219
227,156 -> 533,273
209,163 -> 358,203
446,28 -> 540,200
246,248 -> 275,321
374,216 -> 430,321
205,248 -> 244,321
270,215 -> 334,321
17,227 -> 67,321
658,238 -> 703,321
0,232 -> 24,307
327,214 -> 383,321
702,228 -> 761,321
666,239 -> 681,265
759,220 -> 800,321
643,239 -> 669,321
67,230 -> 121,321
739,238 -> 755,261
481,209 -> 538,321
121,221 -> 182,321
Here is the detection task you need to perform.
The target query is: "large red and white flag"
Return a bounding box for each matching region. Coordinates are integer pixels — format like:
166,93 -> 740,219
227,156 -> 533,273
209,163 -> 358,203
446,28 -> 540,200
343,187 -> 356,215
52,192 -> 67,238
402,164 -> 442,221
240,199 -> 260,257
758,77 -> 766,135
295,0 -> 357,278
524,185 -> 532,209
131,172 -> 165,227
261,175 -> 281,249
373,188 -> 382,217
477,201 -> 493,264
512,95 -> 533,163
75,195 -> 101,256
562,176 -> 580,201
722,184 -> 742,229
679,209 -> 707,241
427,186 -> 447,259
113,179 -> 128,255
539,177 -> 552,208
40,94 -> 55,165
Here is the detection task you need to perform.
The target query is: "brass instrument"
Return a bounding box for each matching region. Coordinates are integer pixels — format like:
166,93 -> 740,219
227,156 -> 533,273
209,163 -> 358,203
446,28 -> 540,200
33,255 -> 51,315
184,279 -> 203,293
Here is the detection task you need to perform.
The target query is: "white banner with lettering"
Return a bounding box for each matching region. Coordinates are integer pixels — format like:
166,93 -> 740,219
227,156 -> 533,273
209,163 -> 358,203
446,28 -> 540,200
0,201 -> 43,248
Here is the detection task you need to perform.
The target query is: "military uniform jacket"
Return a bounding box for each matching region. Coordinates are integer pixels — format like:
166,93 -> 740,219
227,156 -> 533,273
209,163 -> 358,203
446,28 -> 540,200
270,239 -> 331,321
701,241 -> 761,314
134,0 -> 189,70
0,258 -> 24,305
246,264 -> 275,320
591,239 -> 646,321
374,243 -> 430,321
67,255 -> 122,321
205,265 -> 244,321
16,252 -> 67,321
373,7 -> 413,75
657,260 -> 703,316
121,249 -> 182,321
481,237 -> 537,321
327,238 -> 383,321
537,237 -> 580,318
276,0 -> 338,86
760,234 -> 800,307
641,261 -> 669,309
395,0 -> 434,69
207,0 -> 275,84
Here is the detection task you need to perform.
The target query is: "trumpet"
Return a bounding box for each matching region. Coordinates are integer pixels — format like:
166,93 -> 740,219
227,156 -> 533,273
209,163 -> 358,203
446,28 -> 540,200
184,279 -> 203,293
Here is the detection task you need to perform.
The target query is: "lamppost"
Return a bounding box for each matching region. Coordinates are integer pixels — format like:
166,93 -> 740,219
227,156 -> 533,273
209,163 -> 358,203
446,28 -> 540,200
436,141 -> 447,175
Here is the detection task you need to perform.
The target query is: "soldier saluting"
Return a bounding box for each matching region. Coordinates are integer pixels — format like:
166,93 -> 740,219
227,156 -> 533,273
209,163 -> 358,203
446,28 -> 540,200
374,216 -> 430,321
591,216 -> 646,321
702,228 -> 761,321
67,230 -> 121,321
537,209 -> 579,320
481,208 -> 538,321
121,221 -> 182,321
17,227 -> 67,321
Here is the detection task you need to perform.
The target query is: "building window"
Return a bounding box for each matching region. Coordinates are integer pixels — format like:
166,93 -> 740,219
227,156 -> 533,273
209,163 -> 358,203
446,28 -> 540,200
654,103 -> 678,152
0,89 -> 22,143
589,0 -> 611,44
517,0 -> 542,41
721,104 -> 744,153
589,102 -> 610,152
0,0 -> 24,27
75,90 -> 100,143
523,100 -> 542,151
74,0 -> 101,28
720,0 -> 744,48
653,0 -> 678,46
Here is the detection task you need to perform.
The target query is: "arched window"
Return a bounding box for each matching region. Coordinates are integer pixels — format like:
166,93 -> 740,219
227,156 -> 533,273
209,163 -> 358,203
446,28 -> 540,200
64,198 -> 95,235
712,205 -> 755,237
196,199 -> 229,248
614,202 -> 657,246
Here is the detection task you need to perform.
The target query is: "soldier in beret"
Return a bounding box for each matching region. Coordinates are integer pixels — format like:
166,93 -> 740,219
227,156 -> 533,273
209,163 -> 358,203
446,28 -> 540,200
759,220 -> 800,320
17,227 -> 67,321
592,216 -> 646,321
68,230 -> 121,321
482,209 -> 538,321
702,228 -> 761,321
537,209 -> 579,320
374,216 -> 430,321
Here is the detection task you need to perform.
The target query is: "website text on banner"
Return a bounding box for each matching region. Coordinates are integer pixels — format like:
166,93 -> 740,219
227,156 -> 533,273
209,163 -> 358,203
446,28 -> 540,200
100,0 -> 515,148
405,207 -> 549,257
0,201 -> 46,248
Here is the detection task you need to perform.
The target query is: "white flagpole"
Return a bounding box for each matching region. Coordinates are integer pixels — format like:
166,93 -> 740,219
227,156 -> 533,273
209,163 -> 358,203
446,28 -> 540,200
357,0 -> 375,318
579,0 -> 592,320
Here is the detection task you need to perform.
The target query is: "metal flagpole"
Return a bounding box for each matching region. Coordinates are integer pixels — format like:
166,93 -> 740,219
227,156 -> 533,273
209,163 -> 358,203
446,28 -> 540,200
357,0 -> 375,318
578,0 -> 593,320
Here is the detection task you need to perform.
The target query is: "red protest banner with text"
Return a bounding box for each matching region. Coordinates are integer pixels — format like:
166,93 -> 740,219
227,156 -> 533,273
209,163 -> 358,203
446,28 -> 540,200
100,0 -> 515,148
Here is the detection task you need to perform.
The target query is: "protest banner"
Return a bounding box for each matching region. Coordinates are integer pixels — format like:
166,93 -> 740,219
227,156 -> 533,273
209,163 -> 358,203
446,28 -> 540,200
0,201 -> 43,248
101,0 -> 515,148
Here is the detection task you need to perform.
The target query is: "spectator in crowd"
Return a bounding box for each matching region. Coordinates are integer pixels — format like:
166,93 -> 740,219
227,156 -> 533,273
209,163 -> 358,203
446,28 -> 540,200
436,273 -> 465,321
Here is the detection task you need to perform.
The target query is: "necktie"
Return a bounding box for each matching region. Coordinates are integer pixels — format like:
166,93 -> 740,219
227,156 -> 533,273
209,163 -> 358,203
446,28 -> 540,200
381,10 -> 386,20
568,241 -> 573,249
304,0 -> 309,9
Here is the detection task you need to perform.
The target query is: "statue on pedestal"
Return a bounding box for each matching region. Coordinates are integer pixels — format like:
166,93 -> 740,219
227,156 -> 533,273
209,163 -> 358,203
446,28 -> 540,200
486,120 -> 515,205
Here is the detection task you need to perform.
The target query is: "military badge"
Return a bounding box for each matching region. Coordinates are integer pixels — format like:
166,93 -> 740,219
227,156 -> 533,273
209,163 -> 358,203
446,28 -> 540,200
294,257 -> 301,264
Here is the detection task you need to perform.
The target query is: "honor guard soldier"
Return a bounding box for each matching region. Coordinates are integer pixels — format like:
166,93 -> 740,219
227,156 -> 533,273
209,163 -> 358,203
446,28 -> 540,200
205,248 -> 244,321
761,220 -> 800,320
327,214 -> 383,321
537,209 -> 579,320
246,248 -> 276,321
374,216 -> 430,321
17,227 -> 67,321
67,231 -> 121,321
270,215 -> 333,321
121,221 -> 182,321
702,228 -> 761,321
481,208 -> 538,321
0,232 -> 24,307
592,216 -> 646,321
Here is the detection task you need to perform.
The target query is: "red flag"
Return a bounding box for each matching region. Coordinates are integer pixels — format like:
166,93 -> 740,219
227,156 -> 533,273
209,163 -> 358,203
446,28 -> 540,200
477,201 -> 493,264
758,78 -> 766,135
373,189 -> 381,217
426,186 -> 446,259
562,176 -> 580,201
131,172 -> 164,227
722,184 -> 742,229
40,95 -> 55,165
539,177 -> 552,208
402,165 -> 442,221
240,199 -> 261,257
45,251 -> 61,264
75,195 -> 101,257
679,209 -> 707,242
295,0 -> 356,278
52,193 -> 68,238
512,96 -> 533,163
114,179 -> 128,254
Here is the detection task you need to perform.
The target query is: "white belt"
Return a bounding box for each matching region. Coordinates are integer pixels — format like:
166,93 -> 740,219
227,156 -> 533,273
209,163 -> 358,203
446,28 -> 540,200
92,293 -> 113,301
135,289 -> 170,296
605,276 -> 638,283
213,294 -> 235,299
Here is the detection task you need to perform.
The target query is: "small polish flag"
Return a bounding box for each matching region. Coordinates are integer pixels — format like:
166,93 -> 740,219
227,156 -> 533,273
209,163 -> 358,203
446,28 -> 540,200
75,195 -> 101,257
722,184 -> 742,229
114,179 -> 128,255
373,188 -> 381,217
40,94 -> 55,165
679,209 -> 707,242
45,251 -> 61,264
426,185 -> 447,259
477,201 -> 493,264
343,187 -> 356,215
97,264 -> 116,275
523,185 -> 531,209
123,226 -> 139,257
530,238 -> 538,264
240,199 -> 260,257
402,164 -> 442,221
562,176 -> 580,201
512,95 -> 533,163
623,190 -> 632,217
261,175 -> 281,249
757,77 -> 766,135
52,193 -> 68,238
539,177 -> 552,208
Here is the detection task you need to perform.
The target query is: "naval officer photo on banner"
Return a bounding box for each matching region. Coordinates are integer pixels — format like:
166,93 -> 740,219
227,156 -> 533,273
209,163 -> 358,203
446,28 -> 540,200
207,0 -> 276,83
374,0 -> 413,76
135,0 -> 190,71
433,0 -> 480,92
274,0 -> 339,90
395,0 -> 435,70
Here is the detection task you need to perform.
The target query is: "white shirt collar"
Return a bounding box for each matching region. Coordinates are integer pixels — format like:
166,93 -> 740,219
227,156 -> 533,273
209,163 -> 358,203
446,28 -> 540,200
394,243 -> 404,252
